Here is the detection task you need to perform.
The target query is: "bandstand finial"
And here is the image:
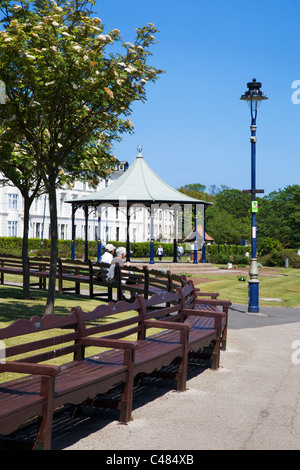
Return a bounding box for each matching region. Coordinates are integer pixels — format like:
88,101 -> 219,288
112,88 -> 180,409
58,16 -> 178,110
137,144 -> 143,157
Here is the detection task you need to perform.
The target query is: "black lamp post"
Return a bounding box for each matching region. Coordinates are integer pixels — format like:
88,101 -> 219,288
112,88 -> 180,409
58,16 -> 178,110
240,78 -> 268,313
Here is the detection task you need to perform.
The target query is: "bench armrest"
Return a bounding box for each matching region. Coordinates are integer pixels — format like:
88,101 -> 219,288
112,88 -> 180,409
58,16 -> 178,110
183,308 -> 225,319
81,337 -> 140,351
195,292 -> 219,299
143,320 -> 191,331
0,361 -> 61,377
194,298 -> 231,307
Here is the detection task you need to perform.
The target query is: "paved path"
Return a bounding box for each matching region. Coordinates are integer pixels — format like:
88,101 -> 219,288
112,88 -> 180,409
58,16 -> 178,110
50,303 -> 300,451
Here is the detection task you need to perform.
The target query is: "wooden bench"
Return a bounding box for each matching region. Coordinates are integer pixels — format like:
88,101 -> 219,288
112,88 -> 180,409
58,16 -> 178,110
180,280 -> 231,351
0,308 -> 138,450
57,258 -> 92,296
117,265 -> 185,301
180,274 -> 220,300
0,254 -> 52,289
0,283 -> 230,450
88,260 -> 115,301
27,257 -> 53,289
73,287 -> 226,403
0,254 -> 24,284
72,293 -> 191,395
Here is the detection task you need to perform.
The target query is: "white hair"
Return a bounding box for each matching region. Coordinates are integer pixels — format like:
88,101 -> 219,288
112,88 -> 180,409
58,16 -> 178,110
116,246 -> 126,257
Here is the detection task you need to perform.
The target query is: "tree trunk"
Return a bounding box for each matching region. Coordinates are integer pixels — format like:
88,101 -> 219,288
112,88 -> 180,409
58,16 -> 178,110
45,182 -> 58,315
22,196 -> 31,300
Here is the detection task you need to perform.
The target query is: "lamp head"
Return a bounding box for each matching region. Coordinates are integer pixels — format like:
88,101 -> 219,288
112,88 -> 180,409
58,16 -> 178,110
240,78 -> 268,104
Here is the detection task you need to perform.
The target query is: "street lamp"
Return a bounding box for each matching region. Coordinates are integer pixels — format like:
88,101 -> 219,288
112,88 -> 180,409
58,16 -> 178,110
240,78 -> 268,313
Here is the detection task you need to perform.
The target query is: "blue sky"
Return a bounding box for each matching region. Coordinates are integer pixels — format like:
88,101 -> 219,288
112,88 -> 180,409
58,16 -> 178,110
98,1 -> 299,195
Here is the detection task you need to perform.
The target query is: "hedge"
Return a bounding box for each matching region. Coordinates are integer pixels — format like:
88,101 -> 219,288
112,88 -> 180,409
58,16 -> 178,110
0,237 -> 185,259
2,238 -> 298,267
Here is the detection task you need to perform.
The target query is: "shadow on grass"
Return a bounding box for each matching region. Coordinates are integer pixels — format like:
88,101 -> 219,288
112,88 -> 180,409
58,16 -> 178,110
0,285 -> 106,323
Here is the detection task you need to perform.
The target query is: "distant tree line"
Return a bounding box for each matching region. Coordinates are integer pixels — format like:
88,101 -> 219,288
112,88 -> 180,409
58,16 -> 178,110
178,184 -> 300,250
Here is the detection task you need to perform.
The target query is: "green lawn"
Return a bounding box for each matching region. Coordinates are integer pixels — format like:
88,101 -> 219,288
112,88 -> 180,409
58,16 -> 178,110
191,268 -> 300,308
0,268 -> 299,383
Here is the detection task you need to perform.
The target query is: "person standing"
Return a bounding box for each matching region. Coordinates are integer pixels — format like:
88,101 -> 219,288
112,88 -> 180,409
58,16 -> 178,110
156,245 -> 164,261
177,243 -> 184,261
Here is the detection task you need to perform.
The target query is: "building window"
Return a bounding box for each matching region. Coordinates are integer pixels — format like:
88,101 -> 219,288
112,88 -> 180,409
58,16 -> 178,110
35,223 -> 41,238
8,221 -> 18,237
60,224 -> 66,240
8,194 -> 18,210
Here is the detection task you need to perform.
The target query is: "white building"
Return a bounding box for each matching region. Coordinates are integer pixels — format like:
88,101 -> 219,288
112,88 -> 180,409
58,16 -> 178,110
0,160 -> 175,243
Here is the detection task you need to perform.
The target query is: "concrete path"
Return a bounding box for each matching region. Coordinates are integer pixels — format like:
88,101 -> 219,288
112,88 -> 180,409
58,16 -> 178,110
51,303 -> 300,451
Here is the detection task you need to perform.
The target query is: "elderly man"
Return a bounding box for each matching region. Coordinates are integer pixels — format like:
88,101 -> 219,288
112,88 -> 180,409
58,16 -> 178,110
100,243 -> 116,264
95,243 -> 116,281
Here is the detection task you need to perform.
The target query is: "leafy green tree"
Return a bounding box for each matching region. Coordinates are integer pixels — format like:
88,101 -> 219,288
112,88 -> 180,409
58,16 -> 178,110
205,188 -> 251,244
214,188 -> 251,219
177,183 -> 214,203
0,0 -> 162,313
258,185 -> 300,248
0,139 -> 44,299
206,207 -> 250,245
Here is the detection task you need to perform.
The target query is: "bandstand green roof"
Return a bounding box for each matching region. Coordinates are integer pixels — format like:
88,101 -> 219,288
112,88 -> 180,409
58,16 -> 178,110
66,148 -> 213,207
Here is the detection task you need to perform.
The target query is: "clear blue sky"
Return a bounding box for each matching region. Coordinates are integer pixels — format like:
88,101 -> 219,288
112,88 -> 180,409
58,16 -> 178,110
95,0 -> 299,196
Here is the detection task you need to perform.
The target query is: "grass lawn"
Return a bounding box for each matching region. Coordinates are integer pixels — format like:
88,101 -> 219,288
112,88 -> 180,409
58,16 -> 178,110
0,267 -> 299,383
0,283 -> 159,383
191,267 -> 300,308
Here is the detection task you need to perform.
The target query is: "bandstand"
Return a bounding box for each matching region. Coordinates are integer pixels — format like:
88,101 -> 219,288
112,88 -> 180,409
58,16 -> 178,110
66,146 -> 213,264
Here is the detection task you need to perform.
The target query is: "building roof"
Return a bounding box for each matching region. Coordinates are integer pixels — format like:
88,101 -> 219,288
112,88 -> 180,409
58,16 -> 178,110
183,226 -> 214,242
66,148 -> 213,207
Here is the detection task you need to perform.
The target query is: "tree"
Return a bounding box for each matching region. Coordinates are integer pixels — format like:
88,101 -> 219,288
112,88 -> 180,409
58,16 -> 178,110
177,183 -> 214,203
0,138 -> 44,299
214,188 -> 251,219
205,207 -> 250,245
258,185 -> 300,248
0,0 -> 162,313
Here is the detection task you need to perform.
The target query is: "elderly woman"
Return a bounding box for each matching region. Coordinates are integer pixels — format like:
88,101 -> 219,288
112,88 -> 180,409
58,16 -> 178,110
107,246 -> 128,281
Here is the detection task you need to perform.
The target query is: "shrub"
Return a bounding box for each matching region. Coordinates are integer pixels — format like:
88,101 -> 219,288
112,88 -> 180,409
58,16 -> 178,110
259,249 -> 300,268
258,237 -> 282,256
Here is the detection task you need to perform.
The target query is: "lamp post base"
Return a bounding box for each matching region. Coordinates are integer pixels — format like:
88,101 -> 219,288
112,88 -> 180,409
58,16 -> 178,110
248,257 -> 259,313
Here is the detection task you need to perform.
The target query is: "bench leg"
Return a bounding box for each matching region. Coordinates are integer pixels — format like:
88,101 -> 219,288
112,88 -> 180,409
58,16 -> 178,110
211,340 -> 220,370
108,287 -> 113,301
58,276 -> 63,295
177,331 -> 189,392
75,281 -> 80,295
119,350 -> 134,424
34,376 -> 55,450
221,324 -> 227,351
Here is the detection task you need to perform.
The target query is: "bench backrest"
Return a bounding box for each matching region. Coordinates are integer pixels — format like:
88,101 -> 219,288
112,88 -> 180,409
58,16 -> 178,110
72,288 -> 185,346
119,264 -> 146,285
28,257 -> 52,272
72,298 -> 143,344
145,267 -> 171,292
88,260 -> 111,281
137,289 -> 184,339
169,273 -> 186,291
58,258 -> 90,276
180,281 -> 196,310
0,311 -> 81,365
0,257 -> 23,269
